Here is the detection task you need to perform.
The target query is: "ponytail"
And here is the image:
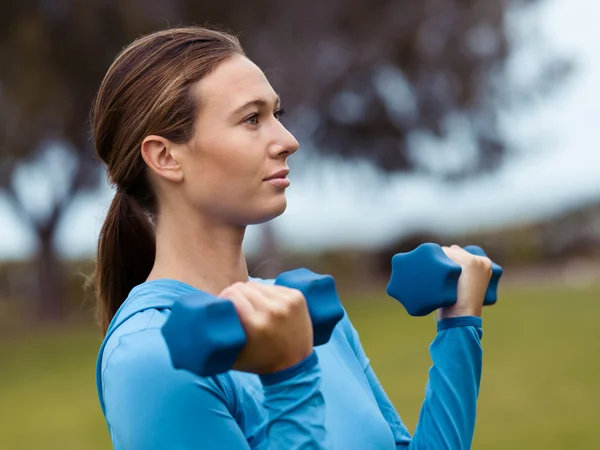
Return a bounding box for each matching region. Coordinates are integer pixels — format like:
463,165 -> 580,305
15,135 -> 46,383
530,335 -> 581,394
95,191 -> 155,333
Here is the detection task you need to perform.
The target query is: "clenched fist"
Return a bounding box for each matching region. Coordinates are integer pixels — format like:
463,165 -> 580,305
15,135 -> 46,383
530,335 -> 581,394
438,245 -> 493,320
218,281 -> 314,374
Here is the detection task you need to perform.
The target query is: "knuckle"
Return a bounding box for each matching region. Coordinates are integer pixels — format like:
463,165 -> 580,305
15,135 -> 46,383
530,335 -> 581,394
287,290 -> 306,306
225,282 -> 244,293
269,302 -> 290,318
469,255 -> 492,272
251,315 -> 270,333
463,253 -> 478,266
260,284 -> 276,294
219,286 -> 234,297
481,257 -> 493,274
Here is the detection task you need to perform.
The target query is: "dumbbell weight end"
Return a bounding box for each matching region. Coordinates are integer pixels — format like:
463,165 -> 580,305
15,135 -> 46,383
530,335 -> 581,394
386,243 -> 462,317
161,292 -> 247,377
275,268 -> 345,346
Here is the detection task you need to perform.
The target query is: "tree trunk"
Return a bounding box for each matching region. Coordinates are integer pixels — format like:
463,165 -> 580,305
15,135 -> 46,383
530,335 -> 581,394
35,231 -> 64,322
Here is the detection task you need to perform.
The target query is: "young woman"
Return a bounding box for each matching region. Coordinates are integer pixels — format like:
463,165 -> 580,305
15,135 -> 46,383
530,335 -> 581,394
93,26 -> 492,449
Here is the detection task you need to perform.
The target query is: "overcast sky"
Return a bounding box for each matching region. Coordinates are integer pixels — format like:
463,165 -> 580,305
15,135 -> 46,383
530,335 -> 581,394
0,0 -> 599,260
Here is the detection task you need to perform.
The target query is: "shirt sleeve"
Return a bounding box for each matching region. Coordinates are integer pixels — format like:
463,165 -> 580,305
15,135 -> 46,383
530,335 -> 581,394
101,326 -> 327,450
341,313 -> 483,450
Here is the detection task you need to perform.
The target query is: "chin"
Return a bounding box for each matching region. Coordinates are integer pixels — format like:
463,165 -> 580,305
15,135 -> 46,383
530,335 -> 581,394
247,198 -> 287,225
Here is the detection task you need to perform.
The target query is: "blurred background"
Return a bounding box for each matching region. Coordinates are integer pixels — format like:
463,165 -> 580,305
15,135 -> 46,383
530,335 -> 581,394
0,0 -> 598,448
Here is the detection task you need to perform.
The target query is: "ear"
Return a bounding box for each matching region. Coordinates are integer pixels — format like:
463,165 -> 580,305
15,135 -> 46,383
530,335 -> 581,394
140,135 -> 184,184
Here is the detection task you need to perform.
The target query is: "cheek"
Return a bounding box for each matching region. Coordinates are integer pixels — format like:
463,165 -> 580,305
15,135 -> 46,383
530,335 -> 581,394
212,146 -> 263,195
188,135 -> 267,211
204,130 -> 262,177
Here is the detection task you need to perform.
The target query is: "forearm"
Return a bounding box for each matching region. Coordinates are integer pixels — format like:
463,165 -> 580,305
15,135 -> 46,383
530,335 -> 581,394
407,317 -> 483,450
259,351 -> 327,449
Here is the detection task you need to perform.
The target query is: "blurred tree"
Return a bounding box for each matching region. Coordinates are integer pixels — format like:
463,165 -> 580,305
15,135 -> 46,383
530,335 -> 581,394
0,0 -> 169,320
180,0 -> 570,177
0,0 -> 569,320
180,0 -> 570,277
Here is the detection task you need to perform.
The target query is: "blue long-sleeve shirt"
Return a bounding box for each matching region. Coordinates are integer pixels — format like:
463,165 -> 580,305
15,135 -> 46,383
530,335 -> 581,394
96,277 -> 483,449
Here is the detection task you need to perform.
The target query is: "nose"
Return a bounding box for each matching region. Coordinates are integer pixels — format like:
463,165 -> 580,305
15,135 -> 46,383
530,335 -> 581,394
269,120 -> 300,158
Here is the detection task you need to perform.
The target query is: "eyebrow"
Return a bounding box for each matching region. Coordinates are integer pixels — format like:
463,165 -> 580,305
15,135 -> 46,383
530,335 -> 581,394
230,95 -> 281,117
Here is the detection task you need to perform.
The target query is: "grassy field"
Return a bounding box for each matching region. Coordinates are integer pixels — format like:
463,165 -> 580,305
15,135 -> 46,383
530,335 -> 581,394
1,282 -> 598,449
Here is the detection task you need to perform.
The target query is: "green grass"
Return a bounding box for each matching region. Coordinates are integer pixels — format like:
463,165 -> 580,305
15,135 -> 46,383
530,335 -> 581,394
346,283 -> 600,449
1,282 -> 598,449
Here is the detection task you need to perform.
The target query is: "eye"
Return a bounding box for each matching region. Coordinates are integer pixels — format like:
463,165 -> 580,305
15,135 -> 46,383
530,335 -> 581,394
274,108 -> 286,121
243,108 -> 286,126
244,113 -> 260,125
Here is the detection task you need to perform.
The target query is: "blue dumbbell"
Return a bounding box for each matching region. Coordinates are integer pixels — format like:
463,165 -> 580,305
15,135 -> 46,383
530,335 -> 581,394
161,268 -> 345,377
386,243 -> 503,316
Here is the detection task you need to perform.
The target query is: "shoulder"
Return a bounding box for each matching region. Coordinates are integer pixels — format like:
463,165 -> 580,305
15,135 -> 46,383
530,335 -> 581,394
98,309 -> 250,448
99,278 -> 200,378
100,307 -> 237,415
101,307 -> 168,375
101,307 -> 166,372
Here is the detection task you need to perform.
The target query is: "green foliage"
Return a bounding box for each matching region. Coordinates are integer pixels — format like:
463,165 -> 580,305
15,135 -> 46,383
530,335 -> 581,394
1,282 -> 598,449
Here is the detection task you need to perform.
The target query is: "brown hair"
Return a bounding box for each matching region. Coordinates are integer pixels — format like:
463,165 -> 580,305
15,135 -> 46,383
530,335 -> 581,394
91,26 -> 244,333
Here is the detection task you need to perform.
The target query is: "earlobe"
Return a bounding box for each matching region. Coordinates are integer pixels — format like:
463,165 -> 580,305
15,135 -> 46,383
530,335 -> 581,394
141,135 -> 184,184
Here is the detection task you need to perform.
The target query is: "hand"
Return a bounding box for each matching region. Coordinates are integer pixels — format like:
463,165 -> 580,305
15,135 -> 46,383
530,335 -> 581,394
218,281 -> 313,374
437,245 -> 493,320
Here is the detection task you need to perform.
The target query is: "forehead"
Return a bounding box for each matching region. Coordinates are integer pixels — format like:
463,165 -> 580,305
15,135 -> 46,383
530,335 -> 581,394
195,54 -> 275,109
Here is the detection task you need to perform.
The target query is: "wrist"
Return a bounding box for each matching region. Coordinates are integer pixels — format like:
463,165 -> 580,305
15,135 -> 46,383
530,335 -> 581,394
437,315 -> 483,332
260,351 -> 318,386
265,348 -> 313,374
437,305 -> 482,321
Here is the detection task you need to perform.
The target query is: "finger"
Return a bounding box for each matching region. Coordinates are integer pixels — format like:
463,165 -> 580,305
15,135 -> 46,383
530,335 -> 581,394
230,282 -> 275,312
246,281 -> 299,303
218,285 -> 257,323
444,246 -> 493,280
441,245 -> 461,261
442,245 -> 472,266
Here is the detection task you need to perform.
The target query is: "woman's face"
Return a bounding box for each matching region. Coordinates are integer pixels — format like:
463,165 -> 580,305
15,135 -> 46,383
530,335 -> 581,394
177,54 -> 299,226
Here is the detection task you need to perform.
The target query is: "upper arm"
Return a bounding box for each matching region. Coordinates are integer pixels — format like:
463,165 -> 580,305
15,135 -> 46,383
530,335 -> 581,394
340,311 -> 413,448
102,327 -> 251,450
342,311 -> 485,450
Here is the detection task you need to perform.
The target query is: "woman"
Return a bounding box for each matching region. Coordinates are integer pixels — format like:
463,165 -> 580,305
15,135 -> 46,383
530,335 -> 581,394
93,26 -> 492,449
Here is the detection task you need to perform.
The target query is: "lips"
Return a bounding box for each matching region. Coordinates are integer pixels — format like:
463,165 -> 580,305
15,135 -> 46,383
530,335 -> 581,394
264,168 -> 290,180
264,168 -> 291,188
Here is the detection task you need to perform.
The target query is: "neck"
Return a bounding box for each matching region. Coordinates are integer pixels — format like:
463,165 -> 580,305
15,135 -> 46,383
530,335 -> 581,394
147,209 -> 249,297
